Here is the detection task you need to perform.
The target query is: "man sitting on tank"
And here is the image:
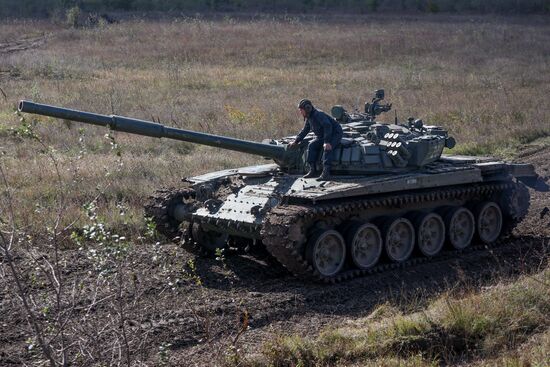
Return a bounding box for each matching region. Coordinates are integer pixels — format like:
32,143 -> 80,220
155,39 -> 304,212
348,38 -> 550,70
289,99 -> 343,180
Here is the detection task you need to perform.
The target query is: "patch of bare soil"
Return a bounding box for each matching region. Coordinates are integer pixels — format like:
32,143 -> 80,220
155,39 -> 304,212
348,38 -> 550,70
0,146 -> 548,366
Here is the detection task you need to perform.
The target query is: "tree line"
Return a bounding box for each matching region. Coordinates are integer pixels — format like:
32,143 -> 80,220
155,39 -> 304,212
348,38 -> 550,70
1,0 -> 549,18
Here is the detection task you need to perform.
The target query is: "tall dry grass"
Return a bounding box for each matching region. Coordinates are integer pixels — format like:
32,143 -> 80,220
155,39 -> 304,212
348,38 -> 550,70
0,15 -> 549,231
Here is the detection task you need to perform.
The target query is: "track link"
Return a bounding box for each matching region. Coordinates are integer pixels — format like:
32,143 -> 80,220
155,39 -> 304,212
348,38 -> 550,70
261,181 -> 529,283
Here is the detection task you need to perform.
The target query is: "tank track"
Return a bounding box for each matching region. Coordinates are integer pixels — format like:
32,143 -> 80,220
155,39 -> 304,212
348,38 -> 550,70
144,187 -> 198,252
261,181 -> 529,283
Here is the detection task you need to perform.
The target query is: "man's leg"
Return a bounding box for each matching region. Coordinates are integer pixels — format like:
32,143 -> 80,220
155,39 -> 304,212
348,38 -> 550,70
319,134 -> 342,180
303,139 -> 322,178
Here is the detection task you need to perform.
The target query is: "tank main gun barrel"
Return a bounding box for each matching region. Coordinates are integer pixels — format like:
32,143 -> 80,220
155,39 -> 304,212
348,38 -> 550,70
18,100 -> 287,161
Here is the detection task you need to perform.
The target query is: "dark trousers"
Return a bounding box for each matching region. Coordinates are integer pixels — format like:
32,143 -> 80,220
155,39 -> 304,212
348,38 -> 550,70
307,132 -> 343,168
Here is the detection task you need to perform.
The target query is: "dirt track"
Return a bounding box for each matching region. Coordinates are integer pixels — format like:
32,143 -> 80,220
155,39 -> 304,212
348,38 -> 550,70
1,146 -> 548,366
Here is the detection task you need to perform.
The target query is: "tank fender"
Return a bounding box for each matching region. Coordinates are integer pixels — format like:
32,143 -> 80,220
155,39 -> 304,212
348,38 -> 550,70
517,176 -> 549,192
508,163 -> 549,192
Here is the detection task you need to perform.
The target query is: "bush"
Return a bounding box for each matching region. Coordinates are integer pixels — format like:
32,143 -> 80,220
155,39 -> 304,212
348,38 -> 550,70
65,5 -> 80,28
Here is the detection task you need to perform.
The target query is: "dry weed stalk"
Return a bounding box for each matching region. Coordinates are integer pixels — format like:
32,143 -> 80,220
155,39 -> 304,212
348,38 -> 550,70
0,119 -> 150,365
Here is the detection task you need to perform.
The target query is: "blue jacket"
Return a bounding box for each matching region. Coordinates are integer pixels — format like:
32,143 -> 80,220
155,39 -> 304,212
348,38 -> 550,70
295,109 -> 343,144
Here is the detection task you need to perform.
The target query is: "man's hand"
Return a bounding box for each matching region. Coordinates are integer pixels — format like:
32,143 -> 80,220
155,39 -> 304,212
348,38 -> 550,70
288,141 -> 298,148
323,143 -> 332,151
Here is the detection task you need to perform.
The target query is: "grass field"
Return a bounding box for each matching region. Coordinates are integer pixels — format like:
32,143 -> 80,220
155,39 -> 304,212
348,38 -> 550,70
0,14 -> 549,366
1,15 -> 549,232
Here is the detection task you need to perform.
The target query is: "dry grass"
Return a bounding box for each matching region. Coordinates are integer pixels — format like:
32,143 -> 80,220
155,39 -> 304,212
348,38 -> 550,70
238,269 -> 550,366
0,15 -> 549,232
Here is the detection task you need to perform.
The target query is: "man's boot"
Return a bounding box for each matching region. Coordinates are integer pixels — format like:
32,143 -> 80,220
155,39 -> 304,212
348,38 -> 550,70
318,166 -> 331,181
302,166 -> 318,179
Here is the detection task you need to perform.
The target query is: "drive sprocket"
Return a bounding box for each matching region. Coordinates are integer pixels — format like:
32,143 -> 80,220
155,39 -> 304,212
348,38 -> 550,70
144,187 -> 200,253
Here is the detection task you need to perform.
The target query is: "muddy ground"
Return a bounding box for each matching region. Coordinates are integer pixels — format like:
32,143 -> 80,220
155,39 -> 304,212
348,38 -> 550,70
1,145 -> 549,366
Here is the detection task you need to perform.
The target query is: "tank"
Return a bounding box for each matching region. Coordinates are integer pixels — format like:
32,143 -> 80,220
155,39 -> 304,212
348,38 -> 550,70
18,92 -> 548,282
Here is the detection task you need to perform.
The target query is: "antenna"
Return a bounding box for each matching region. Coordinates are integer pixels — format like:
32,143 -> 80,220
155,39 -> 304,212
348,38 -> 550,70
395,109 -> 398,124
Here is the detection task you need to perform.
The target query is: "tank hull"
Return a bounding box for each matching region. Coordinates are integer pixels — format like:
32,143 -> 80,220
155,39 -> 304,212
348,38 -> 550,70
146,156 -> 536,281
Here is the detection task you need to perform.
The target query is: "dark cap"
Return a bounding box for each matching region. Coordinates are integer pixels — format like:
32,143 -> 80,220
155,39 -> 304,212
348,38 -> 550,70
298,99 -> 313,109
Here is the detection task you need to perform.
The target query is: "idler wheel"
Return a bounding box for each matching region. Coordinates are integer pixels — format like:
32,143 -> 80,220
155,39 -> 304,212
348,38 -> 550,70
501,183 -> 530,221
475,202 -> 503,244
306,229 -> 346,277
191,223 -> 228,253
414,212 -> 445,257
381,217 -> 415,262
444,207 -> 475,249
345,222 -> 382,270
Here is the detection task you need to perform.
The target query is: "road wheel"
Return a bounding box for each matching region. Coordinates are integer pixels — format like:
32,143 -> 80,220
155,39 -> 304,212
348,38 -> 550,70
414,212 -> 445,257
475,202 -> 503,244
345,222 -> 383,270
191,223 -> 229,253
306,229 -> 346,277
444,207 -> 475,249
381,217 -> 415,262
